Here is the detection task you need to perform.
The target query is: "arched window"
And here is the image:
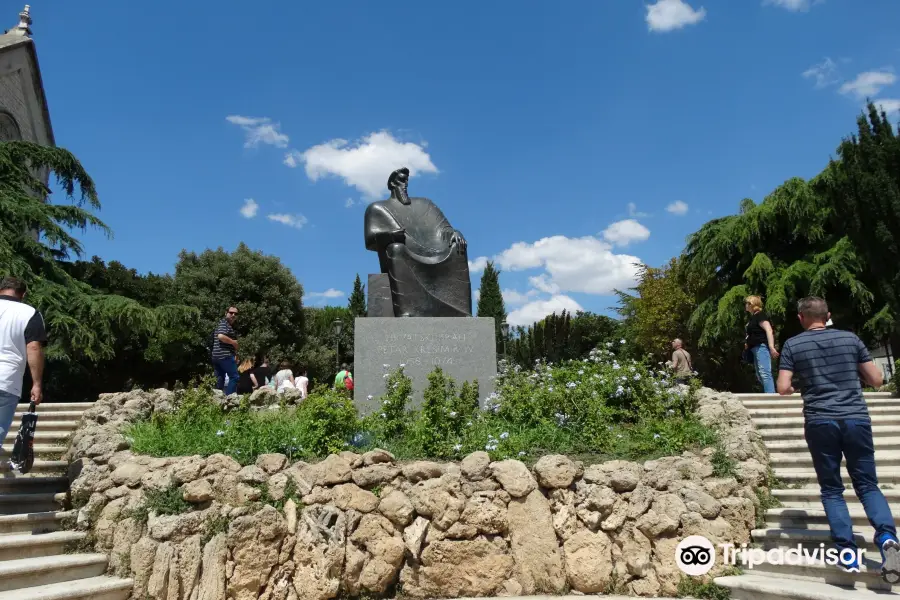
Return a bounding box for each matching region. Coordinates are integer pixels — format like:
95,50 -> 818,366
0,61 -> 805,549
0,111 -> 22,142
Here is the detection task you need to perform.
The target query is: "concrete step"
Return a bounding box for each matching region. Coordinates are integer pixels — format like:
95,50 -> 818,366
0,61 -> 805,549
0,476 -> 68,494
752,527 -> 877,552
0,461 -> 68,476
775,469 -> 900,486
756,416 -> 900,429
28,431 -> 72,444
0,576 -> 133,600
736,391 -> 893,400
770,451 -> 900,469
13,412 -> 86,423
744,396 -> 900,409
745,553 -> 892,590
15,403 -> 94,413
0,493 -> 66,515
13,421 -> 81,433
0,554 -> 108,592
766,438 -> 900,452
773,487 -> 900,506
764,507 -> 896,535
750,406 -> 900,418
761,425 -> 900,440
0,511 -> 75,536
0,531 -> 87,561
715,573 -> 900,600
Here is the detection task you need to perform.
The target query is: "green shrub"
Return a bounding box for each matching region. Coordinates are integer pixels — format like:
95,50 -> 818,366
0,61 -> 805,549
128,346 -> 722,466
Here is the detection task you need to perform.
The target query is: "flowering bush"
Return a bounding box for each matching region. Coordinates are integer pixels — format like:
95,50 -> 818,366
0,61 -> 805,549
128,346 -> 715,465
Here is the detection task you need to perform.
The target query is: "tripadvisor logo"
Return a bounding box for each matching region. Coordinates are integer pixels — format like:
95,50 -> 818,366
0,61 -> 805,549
675,535 -> 866,576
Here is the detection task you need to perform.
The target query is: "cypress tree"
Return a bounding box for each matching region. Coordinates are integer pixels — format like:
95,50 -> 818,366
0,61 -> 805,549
348,274 -> 367,317
475,261 -> 507,353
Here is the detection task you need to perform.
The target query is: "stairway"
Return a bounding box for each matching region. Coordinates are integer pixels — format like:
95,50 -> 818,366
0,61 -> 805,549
716,391 -> 900,600
0,402 -> 132,600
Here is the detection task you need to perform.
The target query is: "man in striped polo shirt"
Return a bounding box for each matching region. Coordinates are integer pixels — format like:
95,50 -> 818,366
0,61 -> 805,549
211,306 -> 239,395
777,296 -> 900,581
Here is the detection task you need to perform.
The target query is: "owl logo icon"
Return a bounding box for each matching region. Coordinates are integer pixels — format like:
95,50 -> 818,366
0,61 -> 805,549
676,536 -> 716,576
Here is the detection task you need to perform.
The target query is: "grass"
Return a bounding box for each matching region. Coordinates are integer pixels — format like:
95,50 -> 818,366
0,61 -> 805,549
255,478 -> 304,512
124,482 -> 192,523
677,567 -> 741,600
201,514 -> 231,545
711,445 -> 737,478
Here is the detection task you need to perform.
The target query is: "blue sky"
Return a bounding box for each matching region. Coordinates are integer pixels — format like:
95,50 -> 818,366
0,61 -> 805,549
27,0 -> 900,325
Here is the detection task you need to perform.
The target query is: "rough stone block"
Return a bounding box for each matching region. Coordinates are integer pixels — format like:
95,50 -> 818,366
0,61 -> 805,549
354,317 -> 497,414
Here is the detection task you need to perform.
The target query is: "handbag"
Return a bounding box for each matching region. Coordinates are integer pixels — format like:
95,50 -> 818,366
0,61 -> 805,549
10,402 -> 37,474
741,347 -> 754,365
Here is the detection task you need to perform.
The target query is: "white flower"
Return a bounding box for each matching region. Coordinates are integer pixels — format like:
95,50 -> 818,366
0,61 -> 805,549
613,364 -> 621,370
633,374 -> 641,381
500,432 -> 509,440
449,411 -> 457,417
577,369 -> 584,375
467,421 -> 473,427
620,339 -> 626,344
453,444 -> 462,451
654,433 -> 661,439
548,386 -> 554,392
383,373 -> 389,379
606,342 -> 613,348
566,382 -> 576,389
400,363 -> 406,367
216,430 -> 225,436
367,395 -> 373,400
381,413 -> 386,418
383,364 -> 390,368
518,451 -> 526,457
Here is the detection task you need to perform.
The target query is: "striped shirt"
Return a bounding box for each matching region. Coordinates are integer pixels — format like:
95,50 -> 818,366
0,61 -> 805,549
779,328 -> 871,422
211,319 -> 237,360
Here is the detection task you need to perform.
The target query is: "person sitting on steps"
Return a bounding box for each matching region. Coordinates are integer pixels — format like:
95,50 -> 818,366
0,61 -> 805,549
777,296 -> 900,581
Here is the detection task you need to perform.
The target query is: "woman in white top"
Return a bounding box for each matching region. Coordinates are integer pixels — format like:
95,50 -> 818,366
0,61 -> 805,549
296,367 -> 309,400
273,361 -> 295,393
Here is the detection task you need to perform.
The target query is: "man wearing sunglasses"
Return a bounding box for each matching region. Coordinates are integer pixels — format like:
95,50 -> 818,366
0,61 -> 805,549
211,307 -> 239,395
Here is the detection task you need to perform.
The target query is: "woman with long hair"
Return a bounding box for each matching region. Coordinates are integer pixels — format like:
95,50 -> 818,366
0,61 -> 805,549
744,295 -> 780,393
273,361 -> 296,393
236,358 -> 255,395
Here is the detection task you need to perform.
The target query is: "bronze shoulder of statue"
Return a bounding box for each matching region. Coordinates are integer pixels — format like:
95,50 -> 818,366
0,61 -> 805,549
362,166 -> 474,317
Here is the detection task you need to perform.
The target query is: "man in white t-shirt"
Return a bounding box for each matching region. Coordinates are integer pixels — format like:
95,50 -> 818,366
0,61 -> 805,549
0,277 -> 47,448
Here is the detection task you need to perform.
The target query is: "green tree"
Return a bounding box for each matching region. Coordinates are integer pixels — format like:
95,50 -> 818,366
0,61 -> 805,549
172,243 -> 305,368
476,261 -> 506,353
301,306 -> 353,382
0,141 -> 196,400
816,103 -> 900,352
348,274 -> 367,318
508,310 -> 621,366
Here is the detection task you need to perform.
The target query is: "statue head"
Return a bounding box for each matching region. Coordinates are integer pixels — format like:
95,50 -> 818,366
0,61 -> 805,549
388,167 -> 411,205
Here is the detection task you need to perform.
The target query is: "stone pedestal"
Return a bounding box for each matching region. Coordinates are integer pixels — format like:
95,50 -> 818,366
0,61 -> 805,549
354,317 -> 497,415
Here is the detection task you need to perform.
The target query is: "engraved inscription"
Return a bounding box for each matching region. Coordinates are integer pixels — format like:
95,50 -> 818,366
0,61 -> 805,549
374,332 -> 475,367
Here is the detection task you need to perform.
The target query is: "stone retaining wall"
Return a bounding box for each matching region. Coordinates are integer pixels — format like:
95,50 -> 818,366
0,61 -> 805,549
64,387 -> 768,600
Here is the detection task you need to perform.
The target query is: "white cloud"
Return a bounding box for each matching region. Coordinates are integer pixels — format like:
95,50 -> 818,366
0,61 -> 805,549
492,235 -> 641,296
226,115 -> 289,148
507,295 -> 585,327
840,70 -> 897,100
666,200 -> 689,215
502,289 -> 537,307
646,0 -> 706,32
267,213 -> 309,229
469,257 -> 489,273
875,99 -> 900,114
803,58 -> 839,88
529,275 -> 561,294
602,219 -> 651,247
764,0 -> 815,11
628,203 -> 649,218
308,289 -> 345,299
285,131 -> 438,198
240,198 -> 258,219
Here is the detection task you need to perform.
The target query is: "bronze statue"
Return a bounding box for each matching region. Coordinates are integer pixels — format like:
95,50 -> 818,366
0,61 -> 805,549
364,167 -> 472,317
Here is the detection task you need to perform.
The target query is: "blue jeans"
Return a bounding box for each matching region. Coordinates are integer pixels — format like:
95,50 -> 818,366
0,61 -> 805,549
0,390 -> 19,449
751,344 -> 775,393
806,419 -> 897,553
213,357 -> 238,395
